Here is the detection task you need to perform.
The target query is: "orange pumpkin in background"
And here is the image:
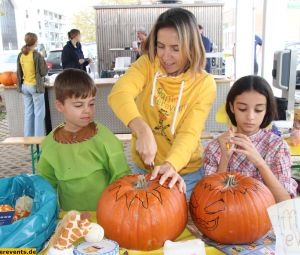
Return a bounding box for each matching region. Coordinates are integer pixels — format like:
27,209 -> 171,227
0,72 -> 17,86
190,172 -> 275,244
97,174 -> 188,251
11,72 -> 17,85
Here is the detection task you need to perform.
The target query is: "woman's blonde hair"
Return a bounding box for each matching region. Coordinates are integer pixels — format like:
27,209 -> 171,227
144,8 -> 206,74
21,32 -> 38,55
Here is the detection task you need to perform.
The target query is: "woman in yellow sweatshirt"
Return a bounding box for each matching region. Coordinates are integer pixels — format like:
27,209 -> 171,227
17,33 -> 48,136
108,8 -> 216,199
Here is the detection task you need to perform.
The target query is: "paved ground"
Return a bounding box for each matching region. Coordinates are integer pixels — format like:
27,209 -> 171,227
0,110 -> 33,178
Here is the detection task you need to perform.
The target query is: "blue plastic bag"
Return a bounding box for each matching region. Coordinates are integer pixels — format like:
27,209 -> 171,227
0,174 -> 59,251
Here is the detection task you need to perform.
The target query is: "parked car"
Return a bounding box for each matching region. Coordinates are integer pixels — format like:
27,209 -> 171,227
0,50 -> 18,72
46,45 -> 99,78
46,49 -> 63,76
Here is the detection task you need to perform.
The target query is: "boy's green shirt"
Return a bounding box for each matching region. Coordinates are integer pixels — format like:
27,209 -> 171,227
38,123 -> 131,211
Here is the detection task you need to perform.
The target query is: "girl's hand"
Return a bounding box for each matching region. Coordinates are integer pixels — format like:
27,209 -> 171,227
230,133 -> 264,167
79,59 -> 85,64
150,162 -> 186,193
129,117 -> 157,166
217,129 -> 235,160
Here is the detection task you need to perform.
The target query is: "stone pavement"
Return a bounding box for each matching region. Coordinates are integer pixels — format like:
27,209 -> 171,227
0,112 -> 32,178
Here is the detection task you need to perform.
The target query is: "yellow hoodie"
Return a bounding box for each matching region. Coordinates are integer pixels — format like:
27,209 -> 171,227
108,55 -> 216,174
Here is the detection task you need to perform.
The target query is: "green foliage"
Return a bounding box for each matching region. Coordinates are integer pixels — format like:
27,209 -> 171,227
71,8 -> 96,43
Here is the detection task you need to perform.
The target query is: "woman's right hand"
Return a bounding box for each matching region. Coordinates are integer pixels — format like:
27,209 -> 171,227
129,117 -> 157,166
79,59 -> 85,64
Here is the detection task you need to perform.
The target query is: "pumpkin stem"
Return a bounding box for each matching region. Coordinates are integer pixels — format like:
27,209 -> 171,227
134,175 -> 149,189
224,174 -> 237,188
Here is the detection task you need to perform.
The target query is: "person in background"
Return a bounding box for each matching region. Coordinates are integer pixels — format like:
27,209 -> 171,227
254,34 -> 262,75
198,25 -> 213,73
16,32 -> 48,136
61,29 -> 91,72
109,8 -> 216,199
133,27 -> 147,60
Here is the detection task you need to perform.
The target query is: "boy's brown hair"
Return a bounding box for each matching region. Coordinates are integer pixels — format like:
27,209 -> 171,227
54,68 -> 96,103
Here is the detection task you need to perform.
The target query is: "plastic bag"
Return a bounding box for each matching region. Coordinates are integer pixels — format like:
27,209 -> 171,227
0,174 -> 59,251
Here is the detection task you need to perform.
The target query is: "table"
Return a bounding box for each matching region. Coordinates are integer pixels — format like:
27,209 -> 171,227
38,211 -> 224,255
109,48 -> 135,52
1,77 -> 233,136
1,136 -> 44,174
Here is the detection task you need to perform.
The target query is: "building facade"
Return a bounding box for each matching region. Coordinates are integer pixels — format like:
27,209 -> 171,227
0,0 -> 18,50
0,0 -> 67,52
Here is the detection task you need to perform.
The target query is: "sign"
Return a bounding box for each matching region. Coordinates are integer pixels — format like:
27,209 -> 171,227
267,197 -> 300,254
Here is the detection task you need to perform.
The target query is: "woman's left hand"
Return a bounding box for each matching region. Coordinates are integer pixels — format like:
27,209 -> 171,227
230,133 -> 264,167
150,162 -> 186,193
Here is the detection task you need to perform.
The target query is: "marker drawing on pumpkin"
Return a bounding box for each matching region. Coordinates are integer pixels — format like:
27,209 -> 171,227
190,173 -> 275,244
201,175 -> 262,196
191,198 -> 226,231
204,198 -> 226,215
108,176 -> 170,210
97,174 -> 188,251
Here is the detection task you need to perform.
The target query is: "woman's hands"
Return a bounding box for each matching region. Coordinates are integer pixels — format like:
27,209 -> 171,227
151,162 -> 186,193
79,58 -> 92,65
129,117 -> 157,166
128,117 -> 185,193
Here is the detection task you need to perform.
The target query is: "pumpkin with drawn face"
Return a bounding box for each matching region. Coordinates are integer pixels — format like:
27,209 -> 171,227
190,172 -> 275,244
96,174 -> 187,251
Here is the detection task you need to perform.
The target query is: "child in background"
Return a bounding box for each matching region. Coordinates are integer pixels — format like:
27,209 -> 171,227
203,75 -> 297,202
38,69 -> 131,211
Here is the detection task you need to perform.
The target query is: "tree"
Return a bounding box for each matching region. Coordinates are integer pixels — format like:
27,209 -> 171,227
72,7 -> 96,43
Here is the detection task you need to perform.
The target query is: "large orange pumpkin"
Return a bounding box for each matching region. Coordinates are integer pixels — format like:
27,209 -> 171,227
97,174 -> 188,250
0,72 -> 17,86
190,172 -> 275,244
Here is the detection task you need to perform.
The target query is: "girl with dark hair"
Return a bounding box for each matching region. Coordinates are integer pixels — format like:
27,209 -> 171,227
16,32 -> 48,136
61,29 -> 91,71
203,75 -> 297,202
